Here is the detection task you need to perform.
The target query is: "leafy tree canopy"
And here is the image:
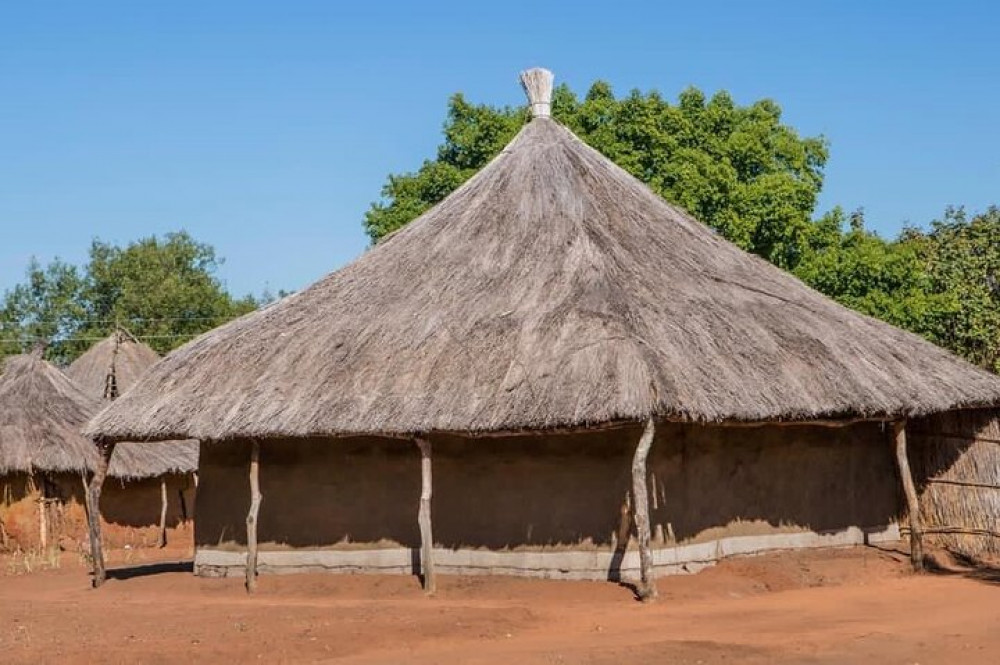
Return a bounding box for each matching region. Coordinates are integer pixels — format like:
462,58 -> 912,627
1,231 -> 258,364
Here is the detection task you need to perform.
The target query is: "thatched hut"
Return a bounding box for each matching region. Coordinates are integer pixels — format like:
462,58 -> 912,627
0,352 -> 99,550
67,331 -> 199,549
86,69 -> 1000,594
0,345 -> 195,552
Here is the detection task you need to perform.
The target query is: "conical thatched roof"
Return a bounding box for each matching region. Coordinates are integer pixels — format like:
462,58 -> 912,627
67,332 -> 160,400
0,353 -> 101,474
0,349 -> 196,478
87,69 -> 1000,443
69,332 -> 198,477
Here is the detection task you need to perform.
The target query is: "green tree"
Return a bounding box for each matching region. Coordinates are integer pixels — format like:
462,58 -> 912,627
0,231 -> 259,363
78,231 -> 258,354
912,207 -> 1000,372
364,82 -> 828,269
794,208 -> 939,332
0,258 -> 88,364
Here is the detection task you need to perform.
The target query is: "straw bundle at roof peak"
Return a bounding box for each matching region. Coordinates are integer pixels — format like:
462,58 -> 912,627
520,67 -> 553,118
86,68 -> 1000,443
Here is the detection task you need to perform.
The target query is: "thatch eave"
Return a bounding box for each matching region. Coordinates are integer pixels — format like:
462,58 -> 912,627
90,403 -> 1000,446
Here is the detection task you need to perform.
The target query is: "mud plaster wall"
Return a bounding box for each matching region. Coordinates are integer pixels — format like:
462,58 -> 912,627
0,472 -> 196,551
196,422 -> 899,553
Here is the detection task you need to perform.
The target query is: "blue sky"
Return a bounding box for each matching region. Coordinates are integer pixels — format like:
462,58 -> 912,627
2,1 -> 998,297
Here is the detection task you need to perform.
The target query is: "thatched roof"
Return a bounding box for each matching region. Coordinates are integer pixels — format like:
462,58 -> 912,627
86,68 -> 1000,444
69,333 -> 198,477
0,353 -> 101,474
107,437 -> 198,479
0,349 -> 196,478
67,332 -> 160,399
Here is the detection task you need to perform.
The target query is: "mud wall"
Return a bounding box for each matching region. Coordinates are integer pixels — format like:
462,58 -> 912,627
0,472 -> 196,551
195,422 -> 900,560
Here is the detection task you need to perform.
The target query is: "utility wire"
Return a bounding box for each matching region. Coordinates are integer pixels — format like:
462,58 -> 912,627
0,333 -> 206,344
0,315 -> 233,328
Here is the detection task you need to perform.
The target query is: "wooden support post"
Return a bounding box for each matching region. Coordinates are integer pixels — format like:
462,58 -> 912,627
157,477 -> 168,548
38,495 -> 48,552
893,420 -> 924,571
415,437 -> 436,594
81,473 -> 91,512
178,488 -> 189,523
631,417 -> 658,601
245,439 -> 262,594
87,442 -> 116,587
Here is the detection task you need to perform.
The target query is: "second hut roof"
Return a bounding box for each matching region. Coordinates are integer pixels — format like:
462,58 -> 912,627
69,332 -> 198,477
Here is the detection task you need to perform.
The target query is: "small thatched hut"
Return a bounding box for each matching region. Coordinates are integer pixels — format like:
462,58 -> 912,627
0,352 -> 98,550
86,69 -> 1000,594
0,345 -> 195,552
67,331 -> 199,548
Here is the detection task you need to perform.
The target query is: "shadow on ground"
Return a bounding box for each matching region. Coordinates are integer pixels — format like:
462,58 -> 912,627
106,560 -> 193,581
924,551 -> 1000,585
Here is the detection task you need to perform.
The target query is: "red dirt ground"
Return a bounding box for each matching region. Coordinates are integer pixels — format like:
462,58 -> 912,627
1,544 -> 999,664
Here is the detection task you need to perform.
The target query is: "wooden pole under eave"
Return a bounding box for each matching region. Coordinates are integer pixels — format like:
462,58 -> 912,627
157,477 -> 168,548
245,439 -> 262,594
892,420 -> 924,571
415,437 -> 436,594
87,442 -> 116,587
631,417 -> 658,601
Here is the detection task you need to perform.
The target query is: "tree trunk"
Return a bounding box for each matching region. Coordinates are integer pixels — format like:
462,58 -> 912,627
631,418 -> 658,601
893,420 -> 924,571
87,442 -> 116,587
415,437 -> 435,594
157,477 -> 168,548
245,440 -> 262,594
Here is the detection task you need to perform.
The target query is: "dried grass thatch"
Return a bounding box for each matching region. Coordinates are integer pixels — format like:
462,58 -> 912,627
86,69 -> 1000,444
0,349 -> 196,479
0,353 -> 100,474
67,332 -> 160,400
70,332 -> 198,477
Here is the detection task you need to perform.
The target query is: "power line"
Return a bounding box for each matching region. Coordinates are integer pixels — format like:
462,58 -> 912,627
0,315 -> 233,328
0,333 -> 204,344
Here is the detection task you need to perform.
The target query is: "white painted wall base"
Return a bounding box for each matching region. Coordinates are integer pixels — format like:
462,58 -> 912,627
195,524 -> 900,581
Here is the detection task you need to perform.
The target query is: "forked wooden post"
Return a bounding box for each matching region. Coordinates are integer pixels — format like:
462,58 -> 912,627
415,437 -> 436,594
157,477 -> 169,548
87,441 -> 116,587
631,417 -> 658,601
892,420 -> 924,571
245,439 -> 262,594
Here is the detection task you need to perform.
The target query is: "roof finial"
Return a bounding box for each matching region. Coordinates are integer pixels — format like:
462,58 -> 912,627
30,338 -> 48,358
520,68 -> 554,119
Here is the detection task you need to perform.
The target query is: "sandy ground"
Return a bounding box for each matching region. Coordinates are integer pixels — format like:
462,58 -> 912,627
1,544 -> 999,664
